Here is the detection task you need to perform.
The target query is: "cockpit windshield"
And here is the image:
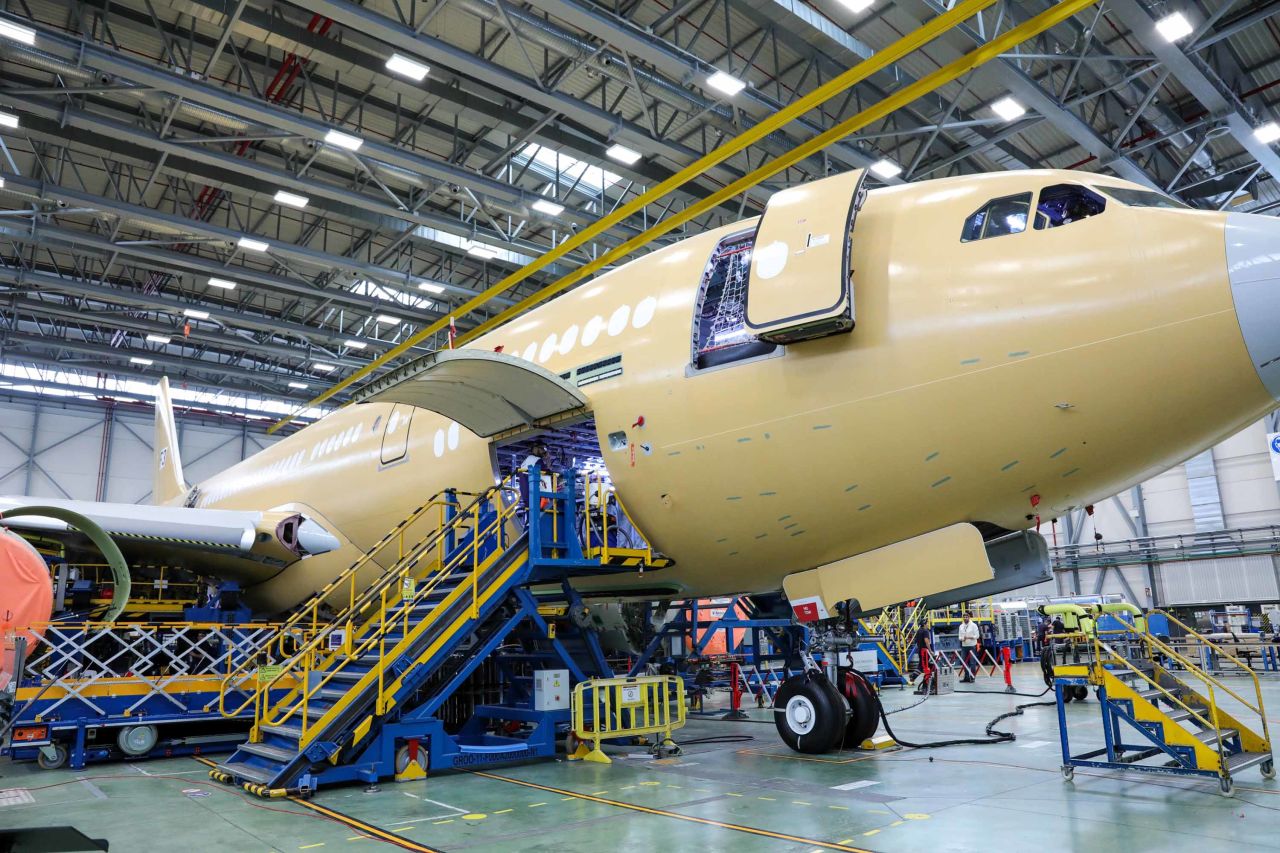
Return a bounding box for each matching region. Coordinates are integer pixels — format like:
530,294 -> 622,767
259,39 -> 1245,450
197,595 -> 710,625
1099,187 -> 1189,209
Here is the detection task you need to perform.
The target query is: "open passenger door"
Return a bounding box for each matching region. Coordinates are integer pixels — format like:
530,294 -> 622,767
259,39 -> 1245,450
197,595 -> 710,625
354,349 -> 590,438
744,168 -> 867,344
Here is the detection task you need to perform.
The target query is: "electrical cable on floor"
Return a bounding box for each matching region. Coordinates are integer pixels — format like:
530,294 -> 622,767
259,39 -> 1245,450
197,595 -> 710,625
677,734 -> 755,745
855,669 -> 1056,749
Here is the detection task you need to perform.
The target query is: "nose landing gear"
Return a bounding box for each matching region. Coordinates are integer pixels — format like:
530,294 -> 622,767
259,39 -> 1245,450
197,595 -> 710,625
773,669 -> 879,753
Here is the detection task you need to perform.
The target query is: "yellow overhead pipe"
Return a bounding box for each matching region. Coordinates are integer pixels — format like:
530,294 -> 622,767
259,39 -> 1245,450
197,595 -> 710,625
273,0 -> 1099,432
455,0 -> 1101,344
267,0 -> 1001,432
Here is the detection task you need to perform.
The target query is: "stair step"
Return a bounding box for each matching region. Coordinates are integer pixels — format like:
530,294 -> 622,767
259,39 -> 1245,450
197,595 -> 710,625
217,760 -> 277,786
259,723 -> 303,741
1165,709 -> 1195,724
1194,728 -> 1237,745
1226,752 -> 1270,773
317,687 -> 353,702
240,742 -> 299,763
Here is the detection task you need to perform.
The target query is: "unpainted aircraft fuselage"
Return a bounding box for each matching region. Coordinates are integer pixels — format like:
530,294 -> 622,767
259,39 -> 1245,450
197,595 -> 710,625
191,169 -> 1280,611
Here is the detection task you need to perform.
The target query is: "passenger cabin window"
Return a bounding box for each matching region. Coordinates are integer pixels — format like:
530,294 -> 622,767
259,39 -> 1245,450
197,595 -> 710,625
1102,187 -> 1190,209
960,192 -> 1032,242
1034,184 -> 1106,230
691,231 -> 777,370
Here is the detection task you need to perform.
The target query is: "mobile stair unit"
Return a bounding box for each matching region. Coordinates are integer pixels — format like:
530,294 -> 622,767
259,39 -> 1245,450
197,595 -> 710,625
1053,603 -> 1274,796
213,467 -> 662,795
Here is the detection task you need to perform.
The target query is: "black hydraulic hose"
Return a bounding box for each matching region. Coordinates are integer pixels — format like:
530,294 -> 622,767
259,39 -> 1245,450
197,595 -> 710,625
855,669 -> 1055,749
955,688 -> 1053,698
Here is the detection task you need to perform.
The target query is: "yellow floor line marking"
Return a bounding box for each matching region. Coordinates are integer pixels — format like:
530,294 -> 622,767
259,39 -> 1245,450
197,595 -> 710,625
891,821 -> 904,827
726,793 -> 743,797
494,809 -> 513,814
461,814 -> 487,820
828,806 -> 849,811
432,820 -> 453,826
346,837 -> 365,842
757,796 -> 776,801
863,830 -> 881,837
300,845 -> 325,850
904,813 -> 931,820
792,801 -> 811,806
471,771 -> 873,853
561,796 -> 576,801
591,790 -> 610,795
666,785 -> 682,789
839,841 -> 855,846
620,785 -> 636,790
638,781 -> 661,786
528,803 -> 546,808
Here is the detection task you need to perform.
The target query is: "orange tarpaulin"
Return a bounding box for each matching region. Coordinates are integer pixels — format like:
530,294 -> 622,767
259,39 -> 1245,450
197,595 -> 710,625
0,529 -> 53,686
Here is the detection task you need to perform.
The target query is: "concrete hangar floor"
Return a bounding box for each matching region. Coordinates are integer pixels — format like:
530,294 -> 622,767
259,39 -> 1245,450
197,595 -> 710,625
5,667 -> 1278,852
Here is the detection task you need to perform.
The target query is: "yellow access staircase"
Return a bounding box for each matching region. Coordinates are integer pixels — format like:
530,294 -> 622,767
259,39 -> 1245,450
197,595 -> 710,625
1054,605 -> 1274,795
213,478 -> 527,794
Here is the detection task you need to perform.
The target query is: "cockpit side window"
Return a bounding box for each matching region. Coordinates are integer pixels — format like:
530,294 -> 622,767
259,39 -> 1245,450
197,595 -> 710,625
1034,184 -> 1107,230
1100,187 -> 1190,209
691,230 -> 777,370
960,192 -> 1032,242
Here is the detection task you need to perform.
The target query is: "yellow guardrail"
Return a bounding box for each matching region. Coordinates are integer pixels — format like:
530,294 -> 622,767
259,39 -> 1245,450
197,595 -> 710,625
569,675 -> 686,764
229,476 -> 524,746
583,472 -> 654,565
216,484 -> 492,719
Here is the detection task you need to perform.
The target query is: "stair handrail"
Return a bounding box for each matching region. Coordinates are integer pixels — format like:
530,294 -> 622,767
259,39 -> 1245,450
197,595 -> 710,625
1141,617 -> 1269,748
218,483 -> 504,718
254,477 -> 522,740
1090,635 -> 1223,750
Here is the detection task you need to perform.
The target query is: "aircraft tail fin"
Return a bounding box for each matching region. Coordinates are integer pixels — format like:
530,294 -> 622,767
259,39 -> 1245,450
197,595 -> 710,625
153,377 -> 188,505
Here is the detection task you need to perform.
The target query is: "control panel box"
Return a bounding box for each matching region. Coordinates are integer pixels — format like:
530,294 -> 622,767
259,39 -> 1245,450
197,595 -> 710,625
533,669 -> 570,711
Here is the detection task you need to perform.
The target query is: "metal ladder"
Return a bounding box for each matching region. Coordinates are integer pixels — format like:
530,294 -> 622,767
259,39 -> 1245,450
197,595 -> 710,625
1055,609 -> 1274,795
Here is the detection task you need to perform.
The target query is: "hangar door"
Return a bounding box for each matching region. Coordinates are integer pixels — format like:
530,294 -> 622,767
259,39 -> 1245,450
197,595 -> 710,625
744,168 -> 867,344
356,349 -> 590,439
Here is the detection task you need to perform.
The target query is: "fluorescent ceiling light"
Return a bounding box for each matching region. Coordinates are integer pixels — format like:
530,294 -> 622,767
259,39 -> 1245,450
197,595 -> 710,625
0,177 -> 5,189
129,357 -> 153,366
605,143 -> 641,165
0,20 -> 37,45
273,190 -> 310,208
990,96 -> 1026,122
1254,122 -> 1280,145
870,158 -> 902,179
145,334 -> 171,344
1155,11 -> 1193,42
516,144 -> 622,194
288,381 -> 310,390
532,198 -> 565,216
385,53 -> 430,82
207,277 -> 237,290
836,0 -> 874,11
237,236 -> 269,252
344,339 -> 368,349
375,314 -> 401,324
312,362 -> 336,372
183,308 -> 210,319
467,244 -> 501,260
0,112 -> 19,130
417,280 -> 446,294
706,70 -> 746,96
324,128 -> 363,151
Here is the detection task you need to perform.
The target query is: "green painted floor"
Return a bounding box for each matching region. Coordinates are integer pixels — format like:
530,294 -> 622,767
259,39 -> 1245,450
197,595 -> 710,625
3,666 -> 1279,852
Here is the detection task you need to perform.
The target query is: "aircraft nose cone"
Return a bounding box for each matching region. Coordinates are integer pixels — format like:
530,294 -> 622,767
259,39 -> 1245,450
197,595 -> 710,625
1226,212 -> 1280,400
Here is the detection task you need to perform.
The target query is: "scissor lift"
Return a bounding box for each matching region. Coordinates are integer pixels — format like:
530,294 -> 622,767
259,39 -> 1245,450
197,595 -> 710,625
1,621 -> 298,769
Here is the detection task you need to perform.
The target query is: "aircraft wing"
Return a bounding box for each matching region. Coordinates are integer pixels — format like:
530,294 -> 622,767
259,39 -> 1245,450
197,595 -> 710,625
0,495 -> 342,574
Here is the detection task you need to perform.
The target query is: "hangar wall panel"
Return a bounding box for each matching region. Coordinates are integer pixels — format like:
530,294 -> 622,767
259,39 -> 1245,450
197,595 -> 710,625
0,395 -> 280,504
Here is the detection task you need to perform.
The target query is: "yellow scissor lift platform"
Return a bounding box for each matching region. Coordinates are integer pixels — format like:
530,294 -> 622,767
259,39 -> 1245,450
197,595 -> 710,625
1050,602 -> 1274,796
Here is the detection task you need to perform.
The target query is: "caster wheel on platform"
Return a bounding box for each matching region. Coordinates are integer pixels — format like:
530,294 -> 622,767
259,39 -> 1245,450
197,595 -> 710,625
37,743 -> 68,771
1219,776 -> 1235,798
564,732 -> 581,755
774,672 -> 847,754
1072,686 -> 1089,702
1061,766 -> 1074,782
1261,759 -> 1275,780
